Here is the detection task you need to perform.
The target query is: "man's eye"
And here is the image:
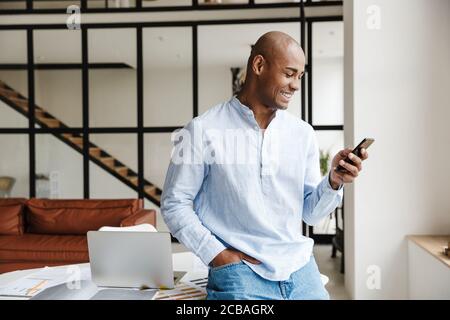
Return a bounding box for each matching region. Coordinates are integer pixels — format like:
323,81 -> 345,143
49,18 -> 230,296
285,73 -> 294,78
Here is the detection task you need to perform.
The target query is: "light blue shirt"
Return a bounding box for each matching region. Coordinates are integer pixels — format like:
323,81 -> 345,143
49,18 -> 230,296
161,96 -> 343,281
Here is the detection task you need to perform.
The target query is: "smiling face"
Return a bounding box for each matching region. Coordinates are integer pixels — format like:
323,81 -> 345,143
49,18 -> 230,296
256,42 -> 305,110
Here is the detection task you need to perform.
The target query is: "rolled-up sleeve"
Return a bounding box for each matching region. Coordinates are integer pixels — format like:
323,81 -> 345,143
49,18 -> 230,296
302,128 -> 343,226
160,119 -> 226,266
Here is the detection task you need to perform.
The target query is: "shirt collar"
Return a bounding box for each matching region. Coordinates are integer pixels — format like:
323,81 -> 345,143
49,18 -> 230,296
229,95 -> 280,124
230,95 -> 254,118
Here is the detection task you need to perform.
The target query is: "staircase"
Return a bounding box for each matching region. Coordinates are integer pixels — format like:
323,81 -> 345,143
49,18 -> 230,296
0,80 -> 162,206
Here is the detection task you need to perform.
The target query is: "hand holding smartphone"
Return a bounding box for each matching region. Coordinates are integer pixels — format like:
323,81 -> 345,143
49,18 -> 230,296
335,138 -> 374,174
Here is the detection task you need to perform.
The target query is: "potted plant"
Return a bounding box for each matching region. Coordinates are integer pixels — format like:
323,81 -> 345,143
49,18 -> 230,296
319,149 -> 330,177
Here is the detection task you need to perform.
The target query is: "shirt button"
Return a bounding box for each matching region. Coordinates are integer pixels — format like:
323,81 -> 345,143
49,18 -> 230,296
254,126 -> 259,130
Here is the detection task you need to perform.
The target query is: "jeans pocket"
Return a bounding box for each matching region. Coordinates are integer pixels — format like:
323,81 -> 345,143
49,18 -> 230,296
210,260 -> 243,272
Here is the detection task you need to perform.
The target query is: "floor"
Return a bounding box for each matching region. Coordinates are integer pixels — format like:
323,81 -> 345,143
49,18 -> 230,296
172,242 -> 349,300
313,244 -> 349,300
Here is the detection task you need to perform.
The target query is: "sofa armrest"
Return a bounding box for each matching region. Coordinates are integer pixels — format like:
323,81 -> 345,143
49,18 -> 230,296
120,209 -> 156,228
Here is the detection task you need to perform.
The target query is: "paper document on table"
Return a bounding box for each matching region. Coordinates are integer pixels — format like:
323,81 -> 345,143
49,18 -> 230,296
0,278 -> 51,298
153,276 -> 208,300
0,264 -> 91,298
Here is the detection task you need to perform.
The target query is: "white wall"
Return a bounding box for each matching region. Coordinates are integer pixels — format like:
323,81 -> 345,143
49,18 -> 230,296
198,66 -> 232,115
90,161 -> 137,199
0,103 -> 29,197
35,70 -> 83,127
144,67 -> 193,127
89,69 -> 137,128
313,57 -> 344,125
0,70 -> 29,198
344,0 -> 450,299
35,134 -> 84,198
0,71 -> 28,97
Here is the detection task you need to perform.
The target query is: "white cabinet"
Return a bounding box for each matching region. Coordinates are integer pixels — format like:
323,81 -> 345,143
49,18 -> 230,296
407,235 -> 450,300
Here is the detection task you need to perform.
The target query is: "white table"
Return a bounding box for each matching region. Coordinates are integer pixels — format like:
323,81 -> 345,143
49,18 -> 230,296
0,251 -> 208,300
0,251 -> 329,300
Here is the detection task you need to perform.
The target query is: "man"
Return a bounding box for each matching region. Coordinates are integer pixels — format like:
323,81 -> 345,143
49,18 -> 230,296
161,31 -> 368,300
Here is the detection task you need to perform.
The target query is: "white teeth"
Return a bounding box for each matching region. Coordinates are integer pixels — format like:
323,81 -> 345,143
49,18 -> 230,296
281,92 -> 292,98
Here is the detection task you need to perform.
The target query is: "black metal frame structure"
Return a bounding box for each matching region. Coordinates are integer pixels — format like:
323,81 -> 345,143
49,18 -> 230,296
0,0 -> 343,14
0,0 -> 343,243
305,19 -> 344,244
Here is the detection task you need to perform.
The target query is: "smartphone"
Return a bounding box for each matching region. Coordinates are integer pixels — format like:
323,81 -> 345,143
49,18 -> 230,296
335,138 -> 374,173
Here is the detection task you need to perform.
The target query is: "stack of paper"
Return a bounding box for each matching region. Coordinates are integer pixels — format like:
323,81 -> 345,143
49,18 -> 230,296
0,264 -> 91,298
153,277 -> 208,300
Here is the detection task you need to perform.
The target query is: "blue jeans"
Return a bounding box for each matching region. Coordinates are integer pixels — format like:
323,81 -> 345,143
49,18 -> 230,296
206,256 -> 330,300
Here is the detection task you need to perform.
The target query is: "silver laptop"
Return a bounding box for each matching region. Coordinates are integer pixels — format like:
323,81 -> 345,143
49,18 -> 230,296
87,231 -> 175,289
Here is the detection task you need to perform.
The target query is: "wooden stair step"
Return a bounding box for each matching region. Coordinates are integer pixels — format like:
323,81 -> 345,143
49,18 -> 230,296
37,116 -> 60,128
67,136 -> 83,145
7,96 -> 27,103
100,157 -> 115,167
144,185 -> 162,201
0,87 -> 20,99
7,97 -> 29,110
3,95 -> 46,118
144,185 -> 157,195
114,166 -> 129,176
34,109 -> 45,116
5,94 -> 24,102
17,104 -> 45,116
89,147 -> 101,157
128,176 -> 138,185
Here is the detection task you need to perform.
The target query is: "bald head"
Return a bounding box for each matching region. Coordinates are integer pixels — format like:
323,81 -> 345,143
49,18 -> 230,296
246,31 -> 303,72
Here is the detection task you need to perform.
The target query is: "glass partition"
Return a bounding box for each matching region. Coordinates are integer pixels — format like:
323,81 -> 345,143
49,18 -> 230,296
89,28 -> 137,128
143,27 -> 193,127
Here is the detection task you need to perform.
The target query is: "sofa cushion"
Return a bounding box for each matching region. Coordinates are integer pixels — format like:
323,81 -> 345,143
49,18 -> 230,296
0,198 -> 26,235
0,234 -> 89,263
26,199 -> 142,235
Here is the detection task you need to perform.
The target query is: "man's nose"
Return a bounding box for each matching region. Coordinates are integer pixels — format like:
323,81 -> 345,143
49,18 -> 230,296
290,78 -> 300,91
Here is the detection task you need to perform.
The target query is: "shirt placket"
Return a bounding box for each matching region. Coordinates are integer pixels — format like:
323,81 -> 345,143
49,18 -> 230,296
260,129 -> 272,195
241,104 -> 274,195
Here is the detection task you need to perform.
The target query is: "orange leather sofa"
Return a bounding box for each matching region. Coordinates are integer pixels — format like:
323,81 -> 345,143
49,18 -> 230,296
0,198 -> 156,274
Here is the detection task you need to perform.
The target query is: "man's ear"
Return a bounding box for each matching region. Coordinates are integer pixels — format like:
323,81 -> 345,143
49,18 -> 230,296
252,55 -> 265,76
